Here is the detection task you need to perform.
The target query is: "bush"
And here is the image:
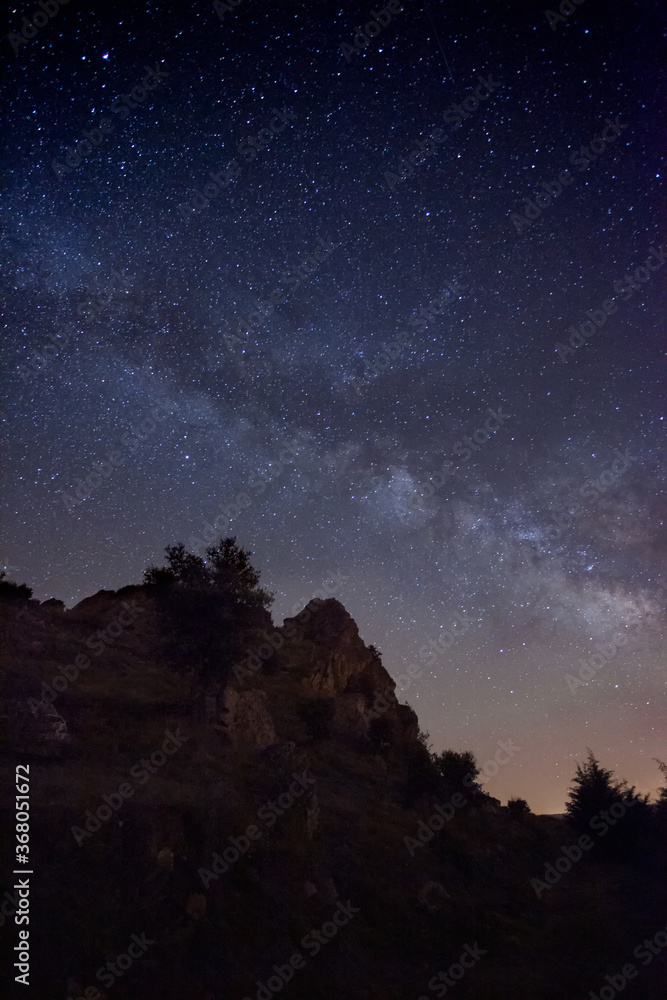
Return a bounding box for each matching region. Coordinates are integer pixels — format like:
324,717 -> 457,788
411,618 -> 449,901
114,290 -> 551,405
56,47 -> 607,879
507,797 -> 531,818
433,748 -> 481,795
0,572 -> 33,602
402,741 -> 442,807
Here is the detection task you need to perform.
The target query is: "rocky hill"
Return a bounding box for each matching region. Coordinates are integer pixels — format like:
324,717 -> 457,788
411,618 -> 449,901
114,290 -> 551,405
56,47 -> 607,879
1,586 -> 665,999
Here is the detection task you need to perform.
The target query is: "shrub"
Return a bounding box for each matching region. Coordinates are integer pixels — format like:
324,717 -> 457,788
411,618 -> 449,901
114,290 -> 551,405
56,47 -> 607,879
507,797 -> 531,818
0,572 -> 33,602
433,748 -> 481,795
402,741 -> 442,807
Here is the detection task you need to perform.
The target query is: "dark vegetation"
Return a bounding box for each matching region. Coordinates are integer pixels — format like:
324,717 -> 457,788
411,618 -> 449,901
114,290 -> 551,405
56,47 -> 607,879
0,570 -> 33,601
1,541 -> 665,999
142,538 -> 273,689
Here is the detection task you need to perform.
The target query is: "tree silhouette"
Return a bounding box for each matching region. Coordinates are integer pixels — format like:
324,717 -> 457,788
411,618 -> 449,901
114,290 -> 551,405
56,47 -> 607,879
507,797 -> 531,818
433,748 -> 482,795
652,759 -> 667,869
566,750 -> 624,828
142,538 -> 273,690
143,537 -> 273,608
653,758 -> 667,808
205,537 -> 273,607
566,749 -> 650,860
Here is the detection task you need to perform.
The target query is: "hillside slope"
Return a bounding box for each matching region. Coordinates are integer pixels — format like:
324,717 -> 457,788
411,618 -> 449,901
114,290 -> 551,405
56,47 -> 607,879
1,588 -> 665,999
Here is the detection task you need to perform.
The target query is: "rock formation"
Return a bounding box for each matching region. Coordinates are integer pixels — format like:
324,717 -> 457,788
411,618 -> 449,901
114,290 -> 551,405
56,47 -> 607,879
1,584 -> 663,1000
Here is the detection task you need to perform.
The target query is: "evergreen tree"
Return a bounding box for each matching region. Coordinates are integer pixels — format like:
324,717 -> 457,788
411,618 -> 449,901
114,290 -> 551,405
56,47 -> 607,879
654,758 -> 667,807
566,749 -> 620,832
566,749 -> 650,860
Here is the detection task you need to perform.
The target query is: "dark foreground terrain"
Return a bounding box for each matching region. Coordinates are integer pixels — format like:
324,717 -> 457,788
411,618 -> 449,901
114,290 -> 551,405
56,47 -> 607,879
2,582 -> 666,999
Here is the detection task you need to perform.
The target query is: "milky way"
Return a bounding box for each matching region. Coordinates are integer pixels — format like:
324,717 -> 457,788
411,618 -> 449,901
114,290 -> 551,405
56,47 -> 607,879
3,0 -> 664,811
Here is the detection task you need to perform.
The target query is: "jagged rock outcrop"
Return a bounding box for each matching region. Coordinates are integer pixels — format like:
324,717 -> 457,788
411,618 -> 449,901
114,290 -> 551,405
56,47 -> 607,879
394,702 -> 420,741
279,598 -> 415,742
281,598 -> 387,696
1,581 -> 662,1000
219,685 -> 277,748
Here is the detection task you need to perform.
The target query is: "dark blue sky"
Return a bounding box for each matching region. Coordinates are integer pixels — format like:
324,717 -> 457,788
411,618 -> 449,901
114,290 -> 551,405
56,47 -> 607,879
3,0 -> 664,811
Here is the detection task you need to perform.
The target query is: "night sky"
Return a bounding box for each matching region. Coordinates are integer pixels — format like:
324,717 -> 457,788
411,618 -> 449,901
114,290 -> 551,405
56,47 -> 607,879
3,0 -> 664,813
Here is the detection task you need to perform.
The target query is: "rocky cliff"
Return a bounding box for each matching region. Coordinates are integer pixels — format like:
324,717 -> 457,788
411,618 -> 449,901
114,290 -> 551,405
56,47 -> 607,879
1,586 -> 665,1000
